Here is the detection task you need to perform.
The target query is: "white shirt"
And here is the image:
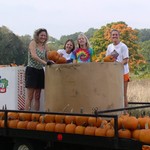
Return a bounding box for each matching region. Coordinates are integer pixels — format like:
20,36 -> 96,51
106,42 -> 129,74
57,49 -> 72,60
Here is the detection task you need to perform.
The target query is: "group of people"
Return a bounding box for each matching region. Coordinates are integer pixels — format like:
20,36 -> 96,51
25,28 -> 130,111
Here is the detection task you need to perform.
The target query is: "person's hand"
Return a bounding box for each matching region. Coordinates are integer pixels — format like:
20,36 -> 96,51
66,59 -> 73,63
47,60 -> 55,65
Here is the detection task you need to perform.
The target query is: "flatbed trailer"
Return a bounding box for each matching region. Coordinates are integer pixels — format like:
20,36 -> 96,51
0,102 -> 150,150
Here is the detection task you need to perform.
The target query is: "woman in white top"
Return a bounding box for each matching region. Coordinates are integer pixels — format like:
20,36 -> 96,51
57,39 -> 75,63
106,29 -> 130,108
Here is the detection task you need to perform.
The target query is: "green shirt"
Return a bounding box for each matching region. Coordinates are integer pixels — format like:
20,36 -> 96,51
28,48 -> 46,69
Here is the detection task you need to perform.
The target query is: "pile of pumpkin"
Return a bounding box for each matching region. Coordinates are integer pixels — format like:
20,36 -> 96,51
1,112 -> 150,146
47,50 -> 67,64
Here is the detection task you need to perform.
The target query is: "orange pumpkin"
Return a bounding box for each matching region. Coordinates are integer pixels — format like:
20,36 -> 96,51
75,126 -> 85,135
132,129 -> 141,140
36,122 -> 46,131
39,115 -> 45,123
55,115 -> 65,123
118,128 -> 131,139
0,112 -> 4,120
8,112 -> 19,120
27,121 -> 38,130
17,121 -> 28,129
55,123 -> 66,133
103,55 -> 115,62
56,56 -> 67,64
65,115 -> 76,124
47,51 -> 60,62
44,114 -> 55,123
88,117 -> 102,127
110,117 -> 123,129
65,123 -> 76,134
8,120 -> 19,128
95,127 -> 107,136
31,113 -> 41,122
45,122 -> 56,132
122,116 -> 138,130
139,129 -> 150,144
75,116 -> 88,126
19,113 -> 31,121
138,116 -> 150,129
84,126 -> 96,136
106,126 -> 115,137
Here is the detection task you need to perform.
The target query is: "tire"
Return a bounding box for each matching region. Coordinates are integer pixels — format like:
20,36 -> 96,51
13,141 -> 34,150
13,139 -> 46,150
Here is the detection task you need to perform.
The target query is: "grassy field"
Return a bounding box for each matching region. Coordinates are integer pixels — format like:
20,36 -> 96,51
128,78 -> 150,115
128,78 -> 150,102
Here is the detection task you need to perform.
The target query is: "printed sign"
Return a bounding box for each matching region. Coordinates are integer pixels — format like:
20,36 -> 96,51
0,76 -> 8,93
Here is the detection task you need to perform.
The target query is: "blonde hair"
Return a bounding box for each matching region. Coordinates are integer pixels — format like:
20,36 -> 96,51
77,33 -> 90,49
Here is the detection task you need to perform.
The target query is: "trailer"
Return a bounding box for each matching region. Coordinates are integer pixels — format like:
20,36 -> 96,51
0,64 -> 150,150
0,103 -> 150,150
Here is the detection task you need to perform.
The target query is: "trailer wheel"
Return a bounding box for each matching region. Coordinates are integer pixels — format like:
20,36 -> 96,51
13,141 -> 35,150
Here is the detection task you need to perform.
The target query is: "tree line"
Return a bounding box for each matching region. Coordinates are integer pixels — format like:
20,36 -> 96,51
0,22 -> 150,75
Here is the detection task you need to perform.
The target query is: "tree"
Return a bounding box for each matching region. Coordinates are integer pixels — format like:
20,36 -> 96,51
19,35 -> 32,65
0,26 -> 25,65
137,29 -> 150,42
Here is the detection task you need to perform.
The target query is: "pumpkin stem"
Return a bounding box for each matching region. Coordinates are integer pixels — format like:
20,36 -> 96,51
80,107 -> 83,114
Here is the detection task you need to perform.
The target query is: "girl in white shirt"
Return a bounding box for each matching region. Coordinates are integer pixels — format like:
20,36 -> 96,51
57,39 -> 75,63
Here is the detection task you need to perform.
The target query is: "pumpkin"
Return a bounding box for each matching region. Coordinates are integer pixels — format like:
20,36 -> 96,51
65,115 -> 76,124
139,129 -> 150,144
88,117 -> 102,127
118,128 -> 131,139
27,121 -> 38,130
142,145 -> 150,150
132,129 -> 141,140
75,116 -> 88,126
0,112 -> 4,120
36,122 -> 46,131
65,123 -> 76,134
56,56 -> 67,64
55,115 -> 65,123
138,116 -> 150,129
47,50 -> 60,62
45,122 -> 56,132
75,126 -> 85,135
84,126 -> 96,136
0,120 -> 5,128
95,127 -> 107,136
44,114 -> 55,123
105,126 -> 115,137
8,112 -> 19,120
122,116 -> 138,130
31,113 -> 41,122
110,117 -> 123,129
17,121 -> 28,129
39,115 -> 45,123
8,120 -> 19,128
55,123 -> 66,133
19,113 -> 31,121
0,120 -> 3,127
103,55 -> 115,62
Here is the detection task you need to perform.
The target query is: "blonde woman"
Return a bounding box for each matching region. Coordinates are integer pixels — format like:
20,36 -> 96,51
71,33 -> 96,63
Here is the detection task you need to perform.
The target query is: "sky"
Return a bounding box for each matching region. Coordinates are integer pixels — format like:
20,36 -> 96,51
0,0 -> 149,39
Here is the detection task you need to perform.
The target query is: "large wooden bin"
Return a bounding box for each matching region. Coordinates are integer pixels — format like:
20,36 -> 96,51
45,62 -> 124,114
